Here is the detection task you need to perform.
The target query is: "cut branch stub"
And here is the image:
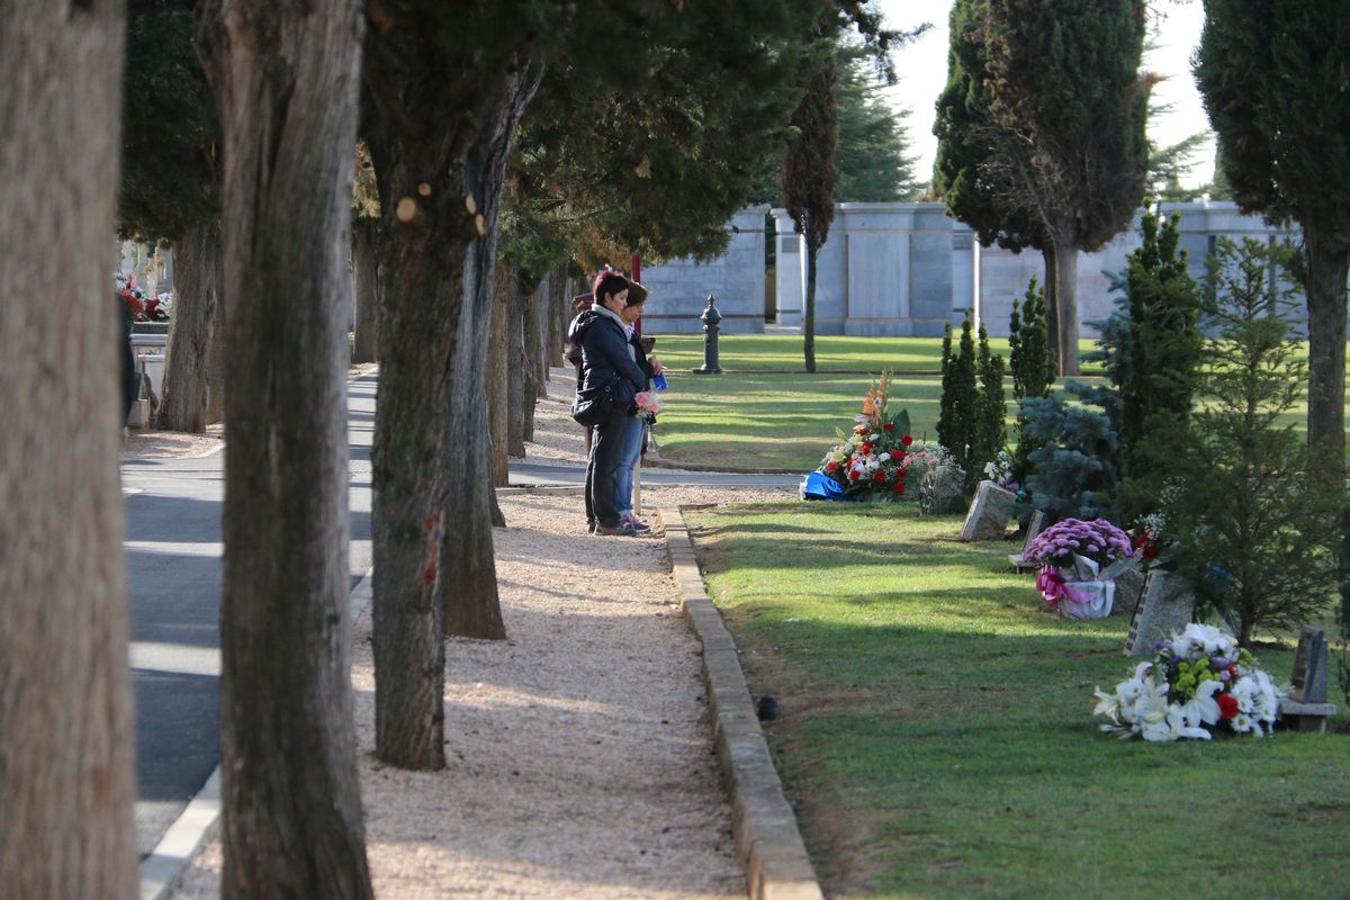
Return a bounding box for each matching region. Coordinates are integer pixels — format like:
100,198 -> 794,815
395,196 -> 417,222
464,195 -> 477,215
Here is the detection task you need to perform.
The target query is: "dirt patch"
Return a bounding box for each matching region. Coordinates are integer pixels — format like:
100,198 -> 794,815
122,425 -> 223,460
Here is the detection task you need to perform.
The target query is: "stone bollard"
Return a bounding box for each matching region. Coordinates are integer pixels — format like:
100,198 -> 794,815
694,294 -> 723,374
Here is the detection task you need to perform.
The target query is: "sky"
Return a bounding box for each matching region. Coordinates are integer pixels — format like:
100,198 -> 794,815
873,0 -> 1217,190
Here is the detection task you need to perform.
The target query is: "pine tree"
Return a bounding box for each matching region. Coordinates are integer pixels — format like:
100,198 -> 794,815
1165,237 -> 1341,646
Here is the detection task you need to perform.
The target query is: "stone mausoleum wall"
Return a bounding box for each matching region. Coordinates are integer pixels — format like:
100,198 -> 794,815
637,201 -> 1343,337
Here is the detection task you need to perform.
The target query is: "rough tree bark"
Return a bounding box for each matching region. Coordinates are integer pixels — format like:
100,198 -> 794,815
0,3 -> 137,897
804,237 -> 819,373
440,67 -> 542,640
487,264 -> 511,485
507,269 -> 534,456
205,281 -> 225,425
157,222 -> 220,433
351,219 -> 379,364
364,36 -> 544,767
201,2 -> 373,895
1303,228 -> 1348,474
1050,234 -> 1080,376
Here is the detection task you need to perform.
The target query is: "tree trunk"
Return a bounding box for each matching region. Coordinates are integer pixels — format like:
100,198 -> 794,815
487,264 -> 511,485
804,238 -> 818,373
0,4 -> 137,897
1304,227 -> 1348,477
507,269 -> 532,457
439,67 -> 541,641
352,219 -> 379,364
364,159 -> 470,770
201,3 -> 374,896
206,262 -> 225,425
157,222 -> 220,433
1051,237 -> 1080,377
1041,243 -> 1060,373
489,476 -> 506,527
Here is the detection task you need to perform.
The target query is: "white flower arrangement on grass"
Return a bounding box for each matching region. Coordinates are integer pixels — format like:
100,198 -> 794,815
1093,624 -> 1282,742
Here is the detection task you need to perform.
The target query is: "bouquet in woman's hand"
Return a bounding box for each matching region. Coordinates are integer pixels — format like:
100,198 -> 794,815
634,391 -> 660,424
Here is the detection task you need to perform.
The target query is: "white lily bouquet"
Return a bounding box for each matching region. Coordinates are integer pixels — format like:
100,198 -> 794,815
1093,624 -> 1283,742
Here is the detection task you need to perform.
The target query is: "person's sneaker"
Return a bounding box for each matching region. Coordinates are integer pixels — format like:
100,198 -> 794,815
623,513 -> 652,533
587,520 -> 597,534
594,520 -> 638,537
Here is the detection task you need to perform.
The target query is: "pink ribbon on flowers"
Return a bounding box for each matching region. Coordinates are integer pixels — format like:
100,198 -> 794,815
1036,566 -> 1089,610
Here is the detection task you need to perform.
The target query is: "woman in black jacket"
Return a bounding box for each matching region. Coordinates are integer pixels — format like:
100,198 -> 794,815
574,271 -> 648,535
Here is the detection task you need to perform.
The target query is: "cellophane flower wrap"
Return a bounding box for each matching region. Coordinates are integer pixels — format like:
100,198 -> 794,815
1093,624 -> 1283,742
816,372 -> 913,500
1024,518 -> 1137,618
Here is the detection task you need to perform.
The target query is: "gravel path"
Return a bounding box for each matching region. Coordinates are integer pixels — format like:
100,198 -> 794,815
170,400 -> 795,897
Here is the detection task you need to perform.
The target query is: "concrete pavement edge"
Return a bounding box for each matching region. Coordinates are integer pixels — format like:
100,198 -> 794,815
659,507 -> 824,900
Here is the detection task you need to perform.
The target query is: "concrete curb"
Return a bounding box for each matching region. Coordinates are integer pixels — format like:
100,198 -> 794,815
138,769 -> 221,900
137,567 -> 375,900
659,506 -> 823,900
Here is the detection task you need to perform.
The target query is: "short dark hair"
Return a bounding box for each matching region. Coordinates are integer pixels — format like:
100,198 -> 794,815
626,281 -> 648,307
592,270 -> 629,308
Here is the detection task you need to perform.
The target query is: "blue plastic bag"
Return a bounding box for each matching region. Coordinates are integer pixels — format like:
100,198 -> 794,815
800,471 -> 857,502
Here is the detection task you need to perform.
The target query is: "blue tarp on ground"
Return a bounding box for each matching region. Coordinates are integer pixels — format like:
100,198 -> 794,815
799,471 -> 859,501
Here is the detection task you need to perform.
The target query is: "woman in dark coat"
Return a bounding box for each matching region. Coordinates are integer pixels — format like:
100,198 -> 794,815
572,270 -> 647,536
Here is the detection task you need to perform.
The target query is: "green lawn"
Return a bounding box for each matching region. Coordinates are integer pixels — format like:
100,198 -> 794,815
648,335 -> 1350,471
649,333 -> 1097,373
686,502 -> 1349,899
651,373 -> 954,470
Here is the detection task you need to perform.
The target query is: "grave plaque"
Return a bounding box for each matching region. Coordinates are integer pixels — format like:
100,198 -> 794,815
1289,627 -> 1329,704
1123,569 -> 1195,657
1009,509 -> 1046,571
959,480 -> 1017,542
1111,565 -> 1147,619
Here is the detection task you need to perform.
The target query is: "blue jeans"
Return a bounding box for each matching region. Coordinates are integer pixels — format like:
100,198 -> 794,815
614,414 -> 646,516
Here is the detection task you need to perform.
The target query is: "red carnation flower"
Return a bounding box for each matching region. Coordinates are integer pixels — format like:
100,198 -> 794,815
1142,544 -> 1159,559
872,471 -> 887,485
883,423 -> 894,432
894,481 -> 906,494
860,443 -> 873,455
1217,693 -> 1239,721
825,460 -> 839,473
901,435 -> 913,446
849,470 -> 861,481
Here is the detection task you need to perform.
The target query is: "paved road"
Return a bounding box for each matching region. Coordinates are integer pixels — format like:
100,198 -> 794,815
123,374 -> 375,858
125,373 -> 789,857
508,460 -> 800,489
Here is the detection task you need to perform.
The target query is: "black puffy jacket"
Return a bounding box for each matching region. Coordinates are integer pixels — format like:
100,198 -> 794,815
567,308 -> 647,408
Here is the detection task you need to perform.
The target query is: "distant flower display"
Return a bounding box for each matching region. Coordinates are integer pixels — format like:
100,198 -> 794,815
1093,624 -> 1283,742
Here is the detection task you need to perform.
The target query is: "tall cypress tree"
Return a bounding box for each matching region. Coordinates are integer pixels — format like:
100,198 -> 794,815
1195,0 -> 1350,474
1120,212 -> 1202,482
933,0 -> 1057,342
784,14 -> 839,375
975,322 -> 1007,480
978,0 -> 1151,376
938,323 -> 957,450
1009,276 -> 1055,478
